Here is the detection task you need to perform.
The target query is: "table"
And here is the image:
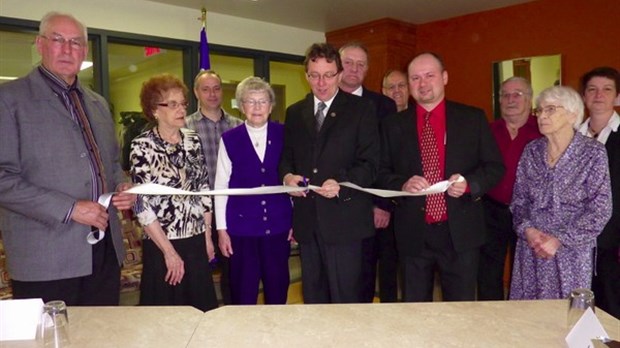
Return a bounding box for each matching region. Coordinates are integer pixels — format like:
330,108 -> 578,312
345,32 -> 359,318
2,306 -> 204,348
2,301 -> 618,347
188,300 -> 620,347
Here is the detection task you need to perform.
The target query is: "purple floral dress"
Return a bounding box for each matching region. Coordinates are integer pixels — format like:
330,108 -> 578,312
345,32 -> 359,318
509,133 -> 612,299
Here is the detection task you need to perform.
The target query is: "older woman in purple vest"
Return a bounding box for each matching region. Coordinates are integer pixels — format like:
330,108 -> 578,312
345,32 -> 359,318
214,77 -> 293,304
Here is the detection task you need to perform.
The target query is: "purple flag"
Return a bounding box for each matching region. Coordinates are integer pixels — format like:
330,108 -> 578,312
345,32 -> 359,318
200,26 -> 211,70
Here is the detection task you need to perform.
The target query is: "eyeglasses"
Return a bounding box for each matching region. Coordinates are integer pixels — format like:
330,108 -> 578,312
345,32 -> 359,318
307,71 -> 339,81
384,82 -> 408,91
157,101 -> 189,109
242,99 -> 271,108
40,34 -> 86,49
499,91 -> 529,99
534,105 -> 565,117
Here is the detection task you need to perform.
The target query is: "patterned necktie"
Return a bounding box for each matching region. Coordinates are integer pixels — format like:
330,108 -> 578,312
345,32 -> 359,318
420,111 -> 446,221
68,89 -> 107,194
315,101 -> 327,131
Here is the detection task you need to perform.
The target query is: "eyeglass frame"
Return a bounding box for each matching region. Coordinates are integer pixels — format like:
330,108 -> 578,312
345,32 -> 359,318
384,82 -> 408,92
499,91 -> 531,99
306,71 -> 339,81
534,105 -> 565,117
40,34 -> 86,49
241,99 -> 271,108
157,101 -> 189,109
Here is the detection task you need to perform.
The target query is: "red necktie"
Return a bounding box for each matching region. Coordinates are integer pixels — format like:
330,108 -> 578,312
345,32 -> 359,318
420,111 -> 446,221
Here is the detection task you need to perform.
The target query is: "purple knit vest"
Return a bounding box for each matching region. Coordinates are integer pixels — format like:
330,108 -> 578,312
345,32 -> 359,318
222,122 -> 292,236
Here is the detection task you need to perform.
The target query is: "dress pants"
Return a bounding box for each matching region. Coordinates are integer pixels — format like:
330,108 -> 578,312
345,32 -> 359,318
477,198 -> 516,300
361,222 -> 400,303
361,235 -> 377,302
12,227 -> 121,305
300,230 -> 363,303
377,222 -> 399,302
402,222 -> 478,302
592,247 -> 620,319
228,232 -> 291,305
212,214 -> 232,305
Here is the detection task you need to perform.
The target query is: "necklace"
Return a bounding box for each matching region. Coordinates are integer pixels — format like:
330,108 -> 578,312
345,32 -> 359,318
547,148 -> 565,166
155,126 -> 181,144
154,127 -> 185,168
588,127 -> 599,139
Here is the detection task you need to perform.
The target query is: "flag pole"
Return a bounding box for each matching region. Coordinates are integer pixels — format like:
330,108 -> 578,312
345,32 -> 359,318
199,7 -> 211,70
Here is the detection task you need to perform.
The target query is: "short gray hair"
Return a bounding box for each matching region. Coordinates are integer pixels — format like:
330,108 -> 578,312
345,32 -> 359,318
39,12 -> 87,39
193,69 -> 222,90
536,86 -> 584,129
235,76 -> 275,105
501,76 -> 533,96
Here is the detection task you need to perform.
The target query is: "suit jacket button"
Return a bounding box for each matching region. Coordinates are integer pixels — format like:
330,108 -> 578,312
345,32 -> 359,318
312,168 -> 318,174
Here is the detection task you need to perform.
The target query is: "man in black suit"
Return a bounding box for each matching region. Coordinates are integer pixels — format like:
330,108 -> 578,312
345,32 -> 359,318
578,66 -> 620,319
338,42 -> 399,303
378,52 -> 504,302
280,43 -> 379,303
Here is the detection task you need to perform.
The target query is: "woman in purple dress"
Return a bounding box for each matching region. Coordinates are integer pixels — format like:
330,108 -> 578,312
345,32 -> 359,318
509,86 -> 612,300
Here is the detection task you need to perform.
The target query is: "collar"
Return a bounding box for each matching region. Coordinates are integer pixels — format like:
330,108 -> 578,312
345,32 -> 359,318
38,65 -> 79,93
196,108 -> 228,123
245,121 -> 268,132
351,86 -> 363,96
578,111 -> 620,144
415,99 -> 446,118
313,90 -> 339,112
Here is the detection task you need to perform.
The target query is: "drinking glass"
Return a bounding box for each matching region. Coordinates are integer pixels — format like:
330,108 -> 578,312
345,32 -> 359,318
567,288 -> 595,330
40,300 -> 70,347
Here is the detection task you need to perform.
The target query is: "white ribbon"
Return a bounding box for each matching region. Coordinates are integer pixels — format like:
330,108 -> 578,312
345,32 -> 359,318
87,192 -> 114,245
340,175 -> 465,198
88,176 -> 464,244
123,175 -> 464,198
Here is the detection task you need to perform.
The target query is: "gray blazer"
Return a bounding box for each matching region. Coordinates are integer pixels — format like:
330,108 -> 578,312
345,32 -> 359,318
0,68 -> 126,281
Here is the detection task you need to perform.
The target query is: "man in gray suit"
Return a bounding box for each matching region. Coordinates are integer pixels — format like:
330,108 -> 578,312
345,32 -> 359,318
0,12 -> 134,305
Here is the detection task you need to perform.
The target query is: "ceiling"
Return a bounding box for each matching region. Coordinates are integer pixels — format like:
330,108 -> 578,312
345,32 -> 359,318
147,0 -> 535,32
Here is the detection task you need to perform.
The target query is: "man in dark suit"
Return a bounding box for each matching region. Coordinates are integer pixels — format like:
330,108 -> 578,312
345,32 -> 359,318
338,42 -> 398,303
279,43 -> 379,303
0,12 -> 135,305
578,67 -> 620,319
378,52 -> 504,302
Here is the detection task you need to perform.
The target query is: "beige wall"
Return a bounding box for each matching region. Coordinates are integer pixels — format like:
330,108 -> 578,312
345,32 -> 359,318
109,60 -> 183,127
270,61 -> 309,113
530,55 -> 561,101
0,0 -> 324,56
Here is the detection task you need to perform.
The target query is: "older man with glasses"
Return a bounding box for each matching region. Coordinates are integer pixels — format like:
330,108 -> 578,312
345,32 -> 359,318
0,12 -> 135,305
477,77 -> 541,300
